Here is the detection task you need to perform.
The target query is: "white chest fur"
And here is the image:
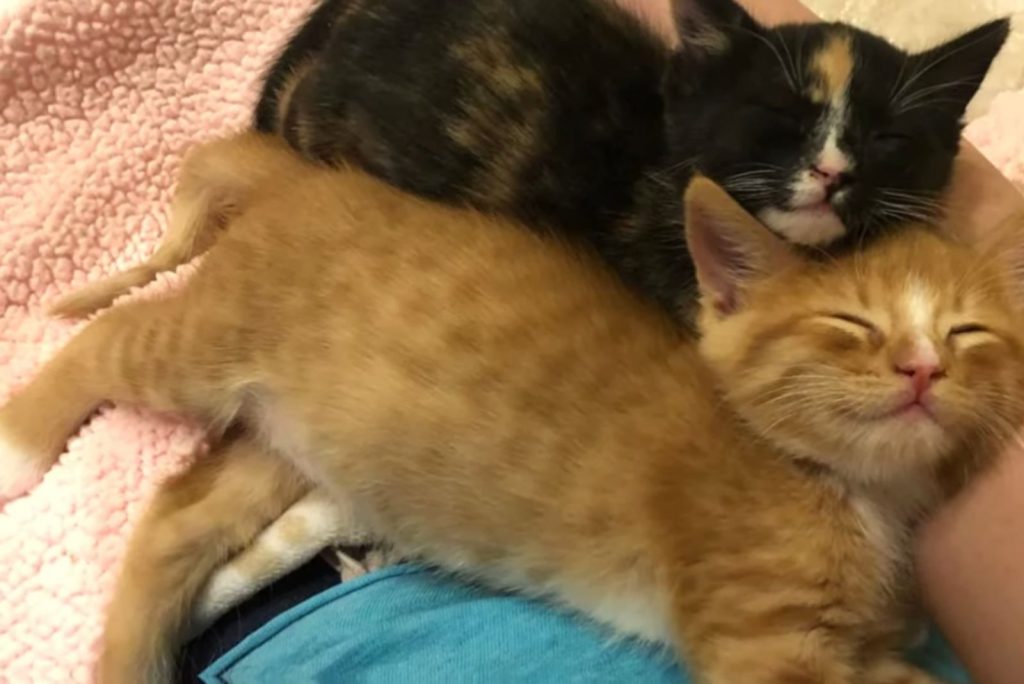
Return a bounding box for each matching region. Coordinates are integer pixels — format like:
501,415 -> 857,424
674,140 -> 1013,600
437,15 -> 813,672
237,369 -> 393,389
848,472 -> 940,592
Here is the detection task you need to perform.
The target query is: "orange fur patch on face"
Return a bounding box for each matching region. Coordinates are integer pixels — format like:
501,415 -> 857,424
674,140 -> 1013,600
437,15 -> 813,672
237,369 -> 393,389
807,33 -> 854,104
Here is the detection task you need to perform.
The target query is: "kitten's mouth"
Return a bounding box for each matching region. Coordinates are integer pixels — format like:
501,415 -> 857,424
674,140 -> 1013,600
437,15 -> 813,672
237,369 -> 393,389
857,393 -> 940,425
883,394 -> 940,424
891,400 -> 935,420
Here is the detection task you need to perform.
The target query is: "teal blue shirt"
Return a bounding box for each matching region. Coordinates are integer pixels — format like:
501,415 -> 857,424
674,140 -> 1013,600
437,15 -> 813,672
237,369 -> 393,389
202,565 -> 970,683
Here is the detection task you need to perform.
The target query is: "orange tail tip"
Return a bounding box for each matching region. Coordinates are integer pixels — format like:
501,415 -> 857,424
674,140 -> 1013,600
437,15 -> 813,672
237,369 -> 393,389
48,264 -> 160,318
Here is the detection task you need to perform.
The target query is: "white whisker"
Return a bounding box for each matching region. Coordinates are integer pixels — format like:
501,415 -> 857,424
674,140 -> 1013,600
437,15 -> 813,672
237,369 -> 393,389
735,27 -> 799,94
891,22 -> 1005,106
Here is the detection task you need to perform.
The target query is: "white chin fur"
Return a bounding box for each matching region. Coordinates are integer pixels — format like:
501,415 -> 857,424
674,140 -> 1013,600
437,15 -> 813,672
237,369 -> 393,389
837,420 -> 946,486
0,428 -> 46,503
759,207 -> 847,246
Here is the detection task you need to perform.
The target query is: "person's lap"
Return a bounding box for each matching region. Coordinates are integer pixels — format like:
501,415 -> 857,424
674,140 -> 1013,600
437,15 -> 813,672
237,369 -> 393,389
184,562 -> 971,683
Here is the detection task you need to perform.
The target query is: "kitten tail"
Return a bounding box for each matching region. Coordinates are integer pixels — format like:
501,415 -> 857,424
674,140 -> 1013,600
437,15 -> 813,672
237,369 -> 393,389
48,131 -> 299,318
98,437 -> 308,684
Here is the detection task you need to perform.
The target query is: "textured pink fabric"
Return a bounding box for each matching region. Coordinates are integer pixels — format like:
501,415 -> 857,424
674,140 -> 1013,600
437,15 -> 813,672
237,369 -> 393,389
0,1 -> 311,680
1,0 -> 1023,681
966,90 -> 1024,190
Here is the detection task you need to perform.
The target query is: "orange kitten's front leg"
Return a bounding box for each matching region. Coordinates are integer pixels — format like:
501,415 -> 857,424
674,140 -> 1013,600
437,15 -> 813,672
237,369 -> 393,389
685,632 -> 857,684
678,622 -> 938,683
666,571 -> 863,684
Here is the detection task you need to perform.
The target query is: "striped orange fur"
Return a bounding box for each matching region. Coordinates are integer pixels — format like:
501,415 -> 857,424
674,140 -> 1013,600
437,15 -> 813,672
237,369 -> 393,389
2,133 -> 1023,683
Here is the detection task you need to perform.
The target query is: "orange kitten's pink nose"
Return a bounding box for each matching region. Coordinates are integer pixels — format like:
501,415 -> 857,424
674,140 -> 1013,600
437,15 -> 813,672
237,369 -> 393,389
895,360 -> 945,396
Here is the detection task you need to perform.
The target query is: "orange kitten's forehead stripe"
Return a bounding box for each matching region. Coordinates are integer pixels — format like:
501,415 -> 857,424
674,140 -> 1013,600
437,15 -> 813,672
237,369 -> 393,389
897,277 -> 944,351
837,233 -> 1005,342
807,33 -> 854,105
901,279 -> 935,331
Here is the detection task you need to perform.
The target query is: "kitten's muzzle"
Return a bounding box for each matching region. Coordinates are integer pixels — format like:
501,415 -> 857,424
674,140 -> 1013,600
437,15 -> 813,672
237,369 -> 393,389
809,164 -> 853,199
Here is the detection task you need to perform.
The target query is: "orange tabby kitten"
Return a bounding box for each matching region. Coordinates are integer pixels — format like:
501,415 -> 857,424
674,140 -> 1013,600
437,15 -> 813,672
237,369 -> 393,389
2,132 -> 1023,684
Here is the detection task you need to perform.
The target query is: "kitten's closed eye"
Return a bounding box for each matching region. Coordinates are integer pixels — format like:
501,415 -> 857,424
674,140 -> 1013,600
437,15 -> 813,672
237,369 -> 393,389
757,103 -> 799,119
947,323 -> 994,346
821,312 -> 878,334
751,102 -> 808,141
948,323 -> 988,336
758,101 -> 808,123
869,130 -> 913,154
810,312 -> 881,347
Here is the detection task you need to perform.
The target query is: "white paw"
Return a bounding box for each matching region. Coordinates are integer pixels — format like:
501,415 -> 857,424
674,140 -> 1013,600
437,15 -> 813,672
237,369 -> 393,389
334,549 -> 369,582
190,565 -> 248,636
0,428 -> 46,504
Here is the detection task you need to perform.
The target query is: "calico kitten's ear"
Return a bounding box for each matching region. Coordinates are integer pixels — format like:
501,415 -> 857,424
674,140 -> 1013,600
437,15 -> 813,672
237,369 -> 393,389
900,19 -> 1010,118
684,177 -> 795,316
670,0 -> 762,58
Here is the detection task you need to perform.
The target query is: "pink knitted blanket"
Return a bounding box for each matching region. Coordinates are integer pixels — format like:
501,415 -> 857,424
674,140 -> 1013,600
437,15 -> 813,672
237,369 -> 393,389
1,0 -> 1022,681
0,1 -> 310,680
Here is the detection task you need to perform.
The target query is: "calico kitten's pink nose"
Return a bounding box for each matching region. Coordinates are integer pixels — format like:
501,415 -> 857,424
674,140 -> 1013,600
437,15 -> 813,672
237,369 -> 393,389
810,164 -> 848,187
895,360 -> 945,396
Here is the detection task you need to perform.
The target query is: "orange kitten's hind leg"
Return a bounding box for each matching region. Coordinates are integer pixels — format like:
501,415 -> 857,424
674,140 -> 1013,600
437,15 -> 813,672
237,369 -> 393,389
0,294 -> 233,503
691,642 -> 939,684
49,131 -> 299,318
0,366 -> 83,501
0,313 -> 132,501
98,436 -> 308,684
670,579 -> 859,682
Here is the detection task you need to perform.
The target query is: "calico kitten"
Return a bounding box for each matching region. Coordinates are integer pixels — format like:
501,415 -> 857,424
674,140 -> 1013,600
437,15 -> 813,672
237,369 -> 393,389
5,133 -> 1024,683
250,0 -> 1008,322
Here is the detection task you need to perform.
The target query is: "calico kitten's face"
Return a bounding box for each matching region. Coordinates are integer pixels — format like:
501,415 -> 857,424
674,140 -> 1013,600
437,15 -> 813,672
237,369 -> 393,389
668,0 -> 1008,247
686,179 -> 1024,485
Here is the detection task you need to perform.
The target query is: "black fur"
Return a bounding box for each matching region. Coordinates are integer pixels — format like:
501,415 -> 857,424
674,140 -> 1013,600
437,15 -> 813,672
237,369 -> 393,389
256,0 -> 1008,326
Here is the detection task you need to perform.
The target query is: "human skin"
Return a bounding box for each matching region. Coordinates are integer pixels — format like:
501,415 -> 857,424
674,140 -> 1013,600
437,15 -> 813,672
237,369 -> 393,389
614,1 -> 1024,682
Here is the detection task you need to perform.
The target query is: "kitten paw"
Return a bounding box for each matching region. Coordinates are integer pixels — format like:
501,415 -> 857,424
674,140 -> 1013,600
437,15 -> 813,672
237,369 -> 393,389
190,564 -> 249,634
0,427 -> 47,504
333,548 -> 369,582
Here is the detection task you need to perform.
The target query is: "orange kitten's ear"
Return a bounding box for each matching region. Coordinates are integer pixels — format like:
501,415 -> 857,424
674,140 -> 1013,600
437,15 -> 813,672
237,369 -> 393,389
684,177 -> 795,316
